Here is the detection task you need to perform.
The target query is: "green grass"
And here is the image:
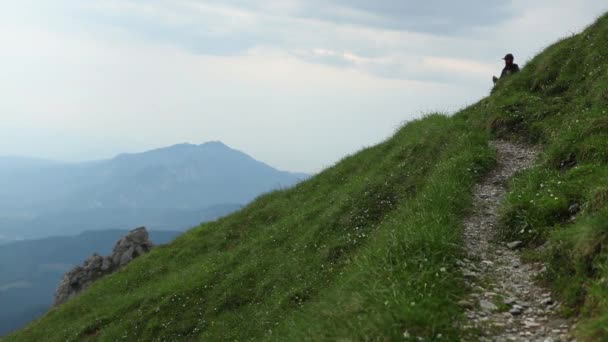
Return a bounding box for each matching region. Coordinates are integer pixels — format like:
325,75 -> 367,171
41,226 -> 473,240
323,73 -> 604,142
5,115 -> 494,341
7,11 -> 608,342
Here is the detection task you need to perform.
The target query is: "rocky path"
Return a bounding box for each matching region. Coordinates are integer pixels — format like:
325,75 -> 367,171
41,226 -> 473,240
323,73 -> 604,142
459,141 -> 574,342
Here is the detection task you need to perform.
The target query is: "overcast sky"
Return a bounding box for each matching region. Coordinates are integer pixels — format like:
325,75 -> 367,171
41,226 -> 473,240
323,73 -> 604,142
1,1 -> 607,172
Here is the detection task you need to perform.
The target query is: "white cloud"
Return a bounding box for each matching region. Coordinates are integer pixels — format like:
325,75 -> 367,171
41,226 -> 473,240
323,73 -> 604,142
422,57 -> 494,76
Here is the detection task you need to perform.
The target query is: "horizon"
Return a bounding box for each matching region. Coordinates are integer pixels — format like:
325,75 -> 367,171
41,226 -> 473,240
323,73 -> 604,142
0,140 -> 310,174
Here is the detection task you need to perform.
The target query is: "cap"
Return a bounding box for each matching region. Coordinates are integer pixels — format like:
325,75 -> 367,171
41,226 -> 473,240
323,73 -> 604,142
503,53 -> 514,60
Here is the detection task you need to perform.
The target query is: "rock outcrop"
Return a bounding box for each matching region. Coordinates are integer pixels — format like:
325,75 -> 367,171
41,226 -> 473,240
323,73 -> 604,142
53,227 -> 154,306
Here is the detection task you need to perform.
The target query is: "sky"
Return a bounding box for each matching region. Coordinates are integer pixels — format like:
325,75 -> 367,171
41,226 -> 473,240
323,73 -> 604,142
1,1 -> 607,173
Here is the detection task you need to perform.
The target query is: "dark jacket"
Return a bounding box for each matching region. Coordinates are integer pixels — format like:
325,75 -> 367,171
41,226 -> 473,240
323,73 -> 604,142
500,64 -> 520,78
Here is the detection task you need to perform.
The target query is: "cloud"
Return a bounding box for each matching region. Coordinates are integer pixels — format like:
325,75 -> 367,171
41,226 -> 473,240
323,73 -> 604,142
53,0 -> 505,85
0,0 -> 607,172
295,0 -> 515,34
422,57 -> 494,76
74,0 -> 605,85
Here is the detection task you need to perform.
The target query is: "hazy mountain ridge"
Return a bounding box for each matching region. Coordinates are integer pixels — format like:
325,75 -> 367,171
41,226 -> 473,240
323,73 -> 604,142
0,205 -> 240,241
0,142 -> 307,240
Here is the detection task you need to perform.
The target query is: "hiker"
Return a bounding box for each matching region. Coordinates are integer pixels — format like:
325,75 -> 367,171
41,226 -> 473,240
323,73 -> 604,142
493,53 -> 520,84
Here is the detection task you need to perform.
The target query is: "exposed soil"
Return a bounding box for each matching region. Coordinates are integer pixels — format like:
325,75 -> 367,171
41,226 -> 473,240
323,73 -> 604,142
460,141 -> 575,342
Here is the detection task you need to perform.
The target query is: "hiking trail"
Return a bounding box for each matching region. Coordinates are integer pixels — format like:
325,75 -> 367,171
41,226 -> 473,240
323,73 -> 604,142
459,141 -> 575,342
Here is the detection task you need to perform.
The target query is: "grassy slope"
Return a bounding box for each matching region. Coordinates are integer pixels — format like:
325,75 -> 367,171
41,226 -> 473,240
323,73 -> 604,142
5,115 -> 493,341
459,13 -> 608,340
7,12 -> 608,342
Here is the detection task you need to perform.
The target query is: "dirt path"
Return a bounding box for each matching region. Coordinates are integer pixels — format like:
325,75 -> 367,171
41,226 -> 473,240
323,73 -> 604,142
460,141 -> 575,342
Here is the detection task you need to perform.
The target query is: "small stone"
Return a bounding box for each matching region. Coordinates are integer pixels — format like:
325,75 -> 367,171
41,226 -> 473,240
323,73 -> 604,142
458,300 -> 474,309
463,270 -> 478,279
507,241 -> 524,250
480,299 -> 498,312
509,307 -> 523,316
504,297 -> 517,305
524,320 -> 541,328
541,297 -> 554,306
482,260 -> 494,266
568,203 -> 580,214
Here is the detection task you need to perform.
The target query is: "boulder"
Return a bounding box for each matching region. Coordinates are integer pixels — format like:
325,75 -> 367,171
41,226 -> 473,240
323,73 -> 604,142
53,227 -> 154,306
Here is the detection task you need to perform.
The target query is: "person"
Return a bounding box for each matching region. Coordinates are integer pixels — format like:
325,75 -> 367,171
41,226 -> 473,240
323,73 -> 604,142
493,53 -> 520,84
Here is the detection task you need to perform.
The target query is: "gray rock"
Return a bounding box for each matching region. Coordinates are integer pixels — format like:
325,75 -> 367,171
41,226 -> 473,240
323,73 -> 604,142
101,256 -> 113,271
463,270 -> 478,279
508,309 -> 522,316
568,203 -> 580,215
53,227 -> 154,306
458,300 -> 474,309
119,246 -> 136,266
509,305 -> 524,316
541,297 -> 554,306
507,241 -> 524,250
479,299 -> 498,312
524,319 -> 541,328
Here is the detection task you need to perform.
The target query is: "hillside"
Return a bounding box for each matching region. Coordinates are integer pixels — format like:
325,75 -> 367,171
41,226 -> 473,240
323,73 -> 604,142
6,13 -> 608,341
0,230 -> 181,336
0,141 -> 305,240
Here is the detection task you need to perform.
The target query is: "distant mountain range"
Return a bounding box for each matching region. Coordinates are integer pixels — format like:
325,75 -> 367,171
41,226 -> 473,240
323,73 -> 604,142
0,141 -> 307,240
0,229 -> 182,336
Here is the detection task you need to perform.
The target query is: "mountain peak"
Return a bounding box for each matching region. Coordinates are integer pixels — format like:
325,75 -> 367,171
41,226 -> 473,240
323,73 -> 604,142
199,141 -> 229,148
114,141 -> 233,161
151,141 -> 231,153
